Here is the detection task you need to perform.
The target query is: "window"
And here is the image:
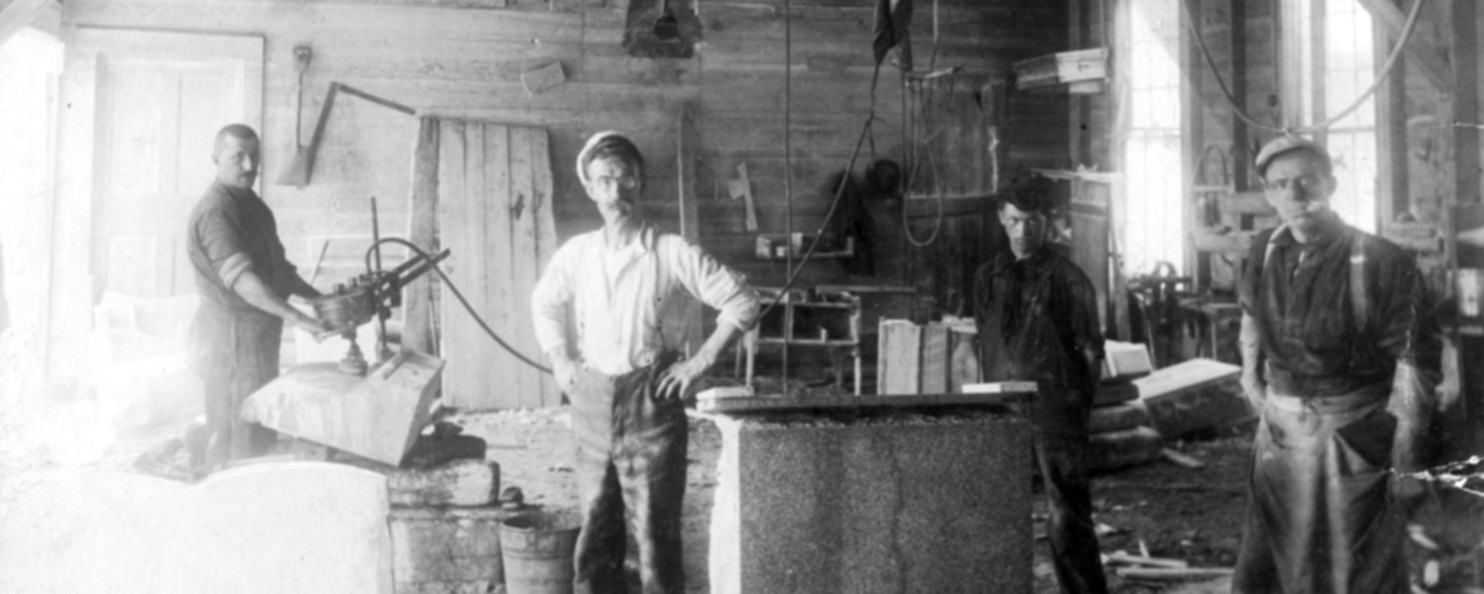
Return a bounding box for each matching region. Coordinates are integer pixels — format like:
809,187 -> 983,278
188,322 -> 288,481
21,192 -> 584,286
1121,0 -> 1184,275
1289,0 -> 1379,232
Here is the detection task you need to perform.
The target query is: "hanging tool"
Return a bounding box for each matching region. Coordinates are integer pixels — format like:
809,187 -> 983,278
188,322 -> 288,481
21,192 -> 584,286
277,81 -> 417,188
278,46 -> 313,188
729,163 -> 758,232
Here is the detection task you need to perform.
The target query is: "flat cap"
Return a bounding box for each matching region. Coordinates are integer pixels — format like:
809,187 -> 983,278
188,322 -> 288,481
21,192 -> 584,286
1254,134 -> 1330,176
576,130 -> 625,184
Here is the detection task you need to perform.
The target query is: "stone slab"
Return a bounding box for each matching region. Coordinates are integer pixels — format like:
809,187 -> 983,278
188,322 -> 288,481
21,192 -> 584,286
1088,425 -> 1164,471
1089,401 -> 1151,434
244,350 -> 445,465
1135,358 -> 1250,438
710,409 -> 1033,594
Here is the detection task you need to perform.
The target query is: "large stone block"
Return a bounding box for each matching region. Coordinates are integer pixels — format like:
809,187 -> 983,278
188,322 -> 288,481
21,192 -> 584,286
389,505 -> 525,593
1135,358 -> 1251,438
709,408 -> 1033,594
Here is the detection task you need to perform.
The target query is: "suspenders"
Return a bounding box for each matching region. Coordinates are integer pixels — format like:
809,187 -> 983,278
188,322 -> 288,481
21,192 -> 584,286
1258,225 -> 1369,333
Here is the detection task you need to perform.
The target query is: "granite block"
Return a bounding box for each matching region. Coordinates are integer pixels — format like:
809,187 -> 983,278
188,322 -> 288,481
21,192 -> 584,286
710,408 -> 1033,594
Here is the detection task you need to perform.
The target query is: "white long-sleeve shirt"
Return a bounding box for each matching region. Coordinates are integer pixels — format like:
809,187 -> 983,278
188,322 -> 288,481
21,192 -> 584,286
531,223 -> 760,375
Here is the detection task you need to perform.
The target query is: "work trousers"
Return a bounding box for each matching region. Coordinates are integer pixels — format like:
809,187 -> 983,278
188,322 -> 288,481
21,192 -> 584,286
570,356 -> 687,594
1232,388 -> 1406,594
190,308 -> 282,471
1023,392 -> 1110,594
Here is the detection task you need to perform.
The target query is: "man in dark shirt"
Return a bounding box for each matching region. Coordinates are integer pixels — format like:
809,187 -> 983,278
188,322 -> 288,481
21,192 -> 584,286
1232,135 -> 1441,594
187,124 -> 325,471
973,185 -> 1108,594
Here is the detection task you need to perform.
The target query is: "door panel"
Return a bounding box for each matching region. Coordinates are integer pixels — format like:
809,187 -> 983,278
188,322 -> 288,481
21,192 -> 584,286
79,30 -> 262,300
434,121 -> 559,410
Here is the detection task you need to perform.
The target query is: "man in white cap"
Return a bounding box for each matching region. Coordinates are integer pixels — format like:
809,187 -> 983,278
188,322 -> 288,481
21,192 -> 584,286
1232,134 -> 1440,593
531,131 -> 759,593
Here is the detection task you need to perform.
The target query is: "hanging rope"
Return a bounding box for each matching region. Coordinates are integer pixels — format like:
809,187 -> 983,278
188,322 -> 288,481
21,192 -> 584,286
1182,0 -> 1427,135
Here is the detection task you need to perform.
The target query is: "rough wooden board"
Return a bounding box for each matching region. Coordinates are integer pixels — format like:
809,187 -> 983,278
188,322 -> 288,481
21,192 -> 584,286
520,61 -> 566,94
0,462 -> 393,594
436,121 -> 558,410
404,117 -> 440,355
242,351 -> 445,466
698,391 -> 1031,414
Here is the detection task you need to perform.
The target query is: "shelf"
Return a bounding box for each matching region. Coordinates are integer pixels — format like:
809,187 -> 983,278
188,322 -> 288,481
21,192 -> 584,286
755,235 -> 855,260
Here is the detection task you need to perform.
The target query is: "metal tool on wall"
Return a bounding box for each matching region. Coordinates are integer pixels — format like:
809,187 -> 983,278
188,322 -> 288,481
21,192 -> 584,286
277,80 -> 417,188
278,46 -> 313,188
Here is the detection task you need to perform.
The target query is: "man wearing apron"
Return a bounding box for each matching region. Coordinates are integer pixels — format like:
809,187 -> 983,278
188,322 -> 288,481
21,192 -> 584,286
531,132 -> 759,594
973,183 -> 1109,594
187,124 -> 326,472
1232,135 -> 1441,593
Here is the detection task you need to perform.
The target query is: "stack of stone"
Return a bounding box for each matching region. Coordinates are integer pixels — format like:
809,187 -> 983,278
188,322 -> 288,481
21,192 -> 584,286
1087,341 -> 1165,471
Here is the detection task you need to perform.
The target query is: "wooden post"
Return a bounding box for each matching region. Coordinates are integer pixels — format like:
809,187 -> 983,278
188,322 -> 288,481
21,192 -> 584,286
1452,0 -> 1479,207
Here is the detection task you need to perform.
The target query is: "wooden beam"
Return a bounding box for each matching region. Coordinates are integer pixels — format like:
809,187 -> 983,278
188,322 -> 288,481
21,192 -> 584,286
0,0 -> 50,48
1377,17 -> 1409,222
1451,0 -> 1479,206
1229,0 -> 1248,190
1354,0 -> 1453,90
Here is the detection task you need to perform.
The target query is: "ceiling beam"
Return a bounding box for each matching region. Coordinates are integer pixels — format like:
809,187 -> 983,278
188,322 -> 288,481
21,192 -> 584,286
1354,0 -> 1454,91
0,0 -> 51,48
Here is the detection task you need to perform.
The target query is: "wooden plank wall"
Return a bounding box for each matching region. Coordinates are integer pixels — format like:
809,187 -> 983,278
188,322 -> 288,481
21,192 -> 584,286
63,0 -> 1070,406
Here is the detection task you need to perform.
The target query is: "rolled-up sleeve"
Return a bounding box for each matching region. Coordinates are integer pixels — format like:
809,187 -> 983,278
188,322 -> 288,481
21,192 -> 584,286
666,238 -> 760,332
195,200 -> 255,290
531,244 -> 577,355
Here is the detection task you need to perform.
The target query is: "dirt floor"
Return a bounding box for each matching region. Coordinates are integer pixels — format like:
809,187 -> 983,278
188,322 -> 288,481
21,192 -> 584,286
34,397 -> 1483,594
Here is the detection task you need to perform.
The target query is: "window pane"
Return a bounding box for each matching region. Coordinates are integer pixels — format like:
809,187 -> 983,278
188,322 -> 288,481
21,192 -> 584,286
1123,0 -> 1184,275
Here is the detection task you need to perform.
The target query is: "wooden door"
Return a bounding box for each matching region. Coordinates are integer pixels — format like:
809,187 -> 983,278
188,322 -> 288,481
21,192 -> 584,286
80,29 -> 263,300
437,121 -> 559,410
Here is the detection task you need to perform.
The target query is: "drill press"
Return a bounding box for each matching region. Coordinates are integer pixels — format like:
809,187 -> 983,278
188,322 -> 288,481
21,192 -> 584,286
310,247 -> 449,374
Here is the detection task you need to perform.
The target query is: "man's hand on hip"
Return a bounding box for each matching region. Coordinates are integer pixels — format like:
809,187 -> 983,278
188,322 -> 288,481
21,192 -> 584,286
657,354 -> 714,400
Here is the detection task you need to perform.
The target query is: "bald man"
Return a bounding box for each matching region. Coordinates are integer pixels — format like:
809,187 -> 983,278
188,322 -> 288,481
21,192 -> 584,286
186,124 -> 325,471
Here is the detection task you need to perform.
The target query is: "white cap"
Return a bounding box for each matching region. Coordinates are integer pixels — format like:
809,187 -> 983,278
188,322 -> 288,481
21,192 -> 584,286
576,130 -> 625,185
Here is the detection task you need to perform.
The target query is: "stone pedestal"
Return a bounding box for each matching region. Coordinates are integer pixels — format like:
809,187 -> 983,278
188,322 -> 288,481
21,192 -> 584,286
709,408 -> 1033,594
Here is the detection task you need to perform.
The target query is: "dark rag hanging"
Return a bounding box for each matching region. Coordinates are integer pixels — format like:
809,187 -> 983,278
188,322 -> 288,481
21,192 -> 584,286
872,0 -> 913,67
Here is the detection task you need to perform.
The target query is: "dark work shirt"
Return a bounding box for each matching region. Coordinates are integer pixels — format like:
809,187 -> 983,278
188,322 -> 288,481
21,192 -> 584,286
186,182 -> 298,316
1239,219 -> 1441,397
973,247 -> 1104,401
